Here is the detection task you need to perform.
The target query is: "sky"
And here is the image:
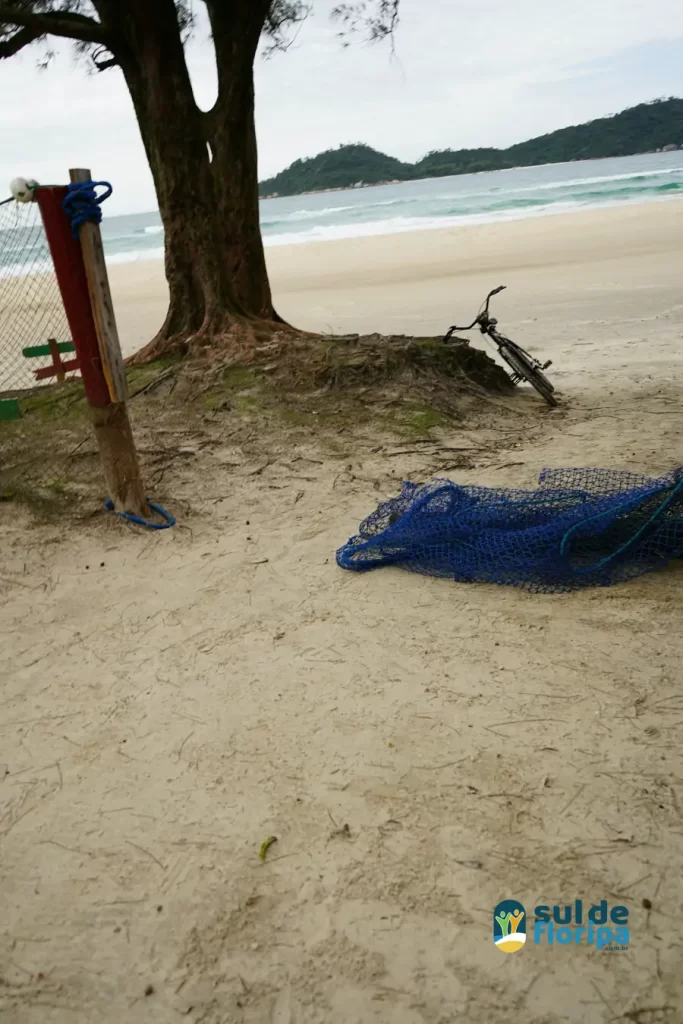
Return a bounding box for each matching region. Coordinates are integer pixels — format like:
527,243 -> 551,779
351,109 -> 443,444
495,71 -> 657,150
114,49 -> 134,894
1,0 -> 683,214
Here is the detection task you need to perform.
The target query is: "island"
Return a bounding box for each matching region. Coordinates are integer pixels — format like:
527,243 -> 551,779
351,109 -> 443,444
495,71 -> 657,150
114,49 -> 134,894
259,98 -> 683,198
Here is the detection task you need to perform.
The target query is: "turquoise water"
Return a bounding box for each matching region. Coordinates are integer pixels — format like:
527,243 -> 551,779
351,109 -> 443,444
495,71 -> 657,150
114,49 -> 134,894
2,151 -> 683,276
100,150 -> 683,261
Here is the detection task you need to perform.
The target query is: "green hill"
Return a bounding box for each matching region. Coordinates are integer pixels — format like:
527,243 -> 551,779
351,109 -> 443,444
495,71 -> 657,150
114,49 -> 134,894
259,98 -> 683,197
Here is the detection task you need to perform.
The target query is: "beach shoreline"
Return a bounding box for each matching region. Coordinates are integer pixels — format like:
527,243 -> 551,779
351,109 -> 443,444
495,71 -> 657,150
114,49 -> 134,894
106,197 -> 683,361
4,197 -> 681,390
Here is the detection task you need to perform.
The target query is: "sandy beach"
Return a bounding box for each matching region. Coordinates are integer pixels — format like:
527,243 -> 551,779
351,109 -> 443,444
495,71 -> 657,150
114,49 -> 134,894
110,199 -> 683,366
2,199 -> 683,1023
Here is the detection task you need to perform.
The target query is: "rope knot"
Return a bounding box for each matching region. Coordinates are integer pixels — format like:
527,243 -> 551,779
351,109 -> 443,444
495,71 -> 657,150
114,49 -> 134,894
63,180 -> 112,237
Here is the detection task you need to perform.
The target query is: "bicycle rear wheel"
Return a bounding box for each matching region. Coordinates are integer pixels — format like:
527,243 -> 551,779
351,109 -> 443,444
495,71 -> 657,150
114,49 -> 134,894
499,344 -> 558,407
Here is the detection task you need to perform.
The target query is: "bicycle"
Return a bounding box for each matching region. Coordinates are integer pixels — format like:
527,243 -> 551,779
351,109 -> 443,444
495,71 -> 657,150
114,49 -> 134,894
443,286 -> 558,407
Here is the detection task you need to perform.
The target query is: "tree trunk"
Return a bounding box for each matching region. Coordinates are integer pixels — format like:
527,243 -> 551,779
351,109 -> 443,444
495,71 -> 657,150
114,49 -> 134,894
107,0 -> 279,362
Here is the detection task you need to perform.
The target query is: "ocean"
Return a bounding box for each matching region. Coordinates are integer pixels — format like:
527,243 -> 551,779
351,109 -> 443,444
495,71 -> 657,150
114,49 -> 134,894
2,151 -> 683,277
103,151 -> 683,259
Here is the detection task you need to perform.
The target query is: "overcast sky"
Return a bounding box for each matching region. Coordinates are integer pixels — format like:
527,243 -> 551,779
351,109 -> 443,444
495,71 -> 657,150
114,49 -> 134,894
1,0 -> 683,215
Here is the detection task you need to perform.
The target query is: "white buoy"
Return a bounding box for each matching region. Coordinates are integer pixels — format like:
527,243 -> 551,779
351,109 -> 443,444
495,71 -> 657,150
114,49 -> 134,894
9,176 -> 39,203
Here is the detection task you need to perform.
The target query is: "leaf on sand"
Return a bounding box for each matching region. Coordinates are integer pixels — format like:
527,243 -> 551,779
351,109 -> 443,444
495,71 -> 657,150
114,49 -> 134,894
259,835 -> 278,861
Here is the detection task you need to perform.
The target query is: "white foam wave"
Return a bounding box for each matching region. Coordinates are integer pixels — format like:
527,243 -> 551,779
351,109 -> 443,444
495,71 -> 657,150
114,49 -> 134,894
263,192 -> 682,247
143,224 -> 164,235
495,166 -> 683,196
410,167 -> 683,205
286,203 -> 357,219
4,185 -> 680,278
105,246 -> 166,265
0,258 -> 53,280
261,203 -> 365,227
263,168 -> 683,224
264,209 -> 559,246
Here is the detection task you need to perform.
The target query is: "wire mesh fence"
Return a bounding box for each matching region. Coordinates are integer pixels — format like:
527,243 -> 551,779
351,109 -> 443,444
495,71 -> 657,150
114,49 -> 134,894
0,196 -> 75,395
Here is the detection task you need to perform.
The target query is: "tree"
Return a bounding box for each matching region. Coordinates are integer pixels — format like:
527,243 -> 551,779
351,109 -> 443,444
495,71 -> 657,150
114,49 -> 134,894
0,1 -> 400,360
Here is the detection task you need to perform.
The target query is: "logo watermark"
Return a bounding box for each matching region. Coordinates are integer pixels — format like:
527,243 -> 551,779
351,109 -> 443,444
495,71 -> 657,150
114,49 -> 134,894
493,899 -> 629,952
493,900 -> 527,953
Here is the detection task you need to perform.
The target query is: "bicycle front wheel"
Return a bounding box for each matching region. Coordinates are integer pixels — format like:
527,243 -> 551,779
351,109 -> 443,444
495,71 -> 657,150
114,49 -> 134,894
500,344 -> 558,407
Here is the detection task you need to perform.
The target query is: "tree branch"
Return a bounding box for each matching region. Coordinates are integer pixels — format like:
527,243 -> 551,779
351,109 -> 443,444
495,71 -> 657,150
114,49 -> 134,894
91,44 -> 117,71
331,1 -> 400,44
0,5 -> 107,47
204,0 -> 271,114
0,22 -> 36,56
262,1 -> 310,57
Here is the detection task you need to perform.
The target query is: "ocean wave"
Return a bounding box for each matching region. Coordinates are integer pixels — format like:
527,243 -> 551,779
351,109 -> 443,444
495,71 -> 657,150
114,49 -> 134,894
498,166 -> 683,196
5,156 -> 683,274
264,207 -> 568,246
263,193 -> 682,247
559,181 -> 683,202
261,200 -> 413,227
105,246 -> 166,265
262,175 -> 683,242
260,172 -> 683,232
0,257 -> 53,280
282,203 -> 357,219
419,166 -> 683,205
456,181 -> 682,214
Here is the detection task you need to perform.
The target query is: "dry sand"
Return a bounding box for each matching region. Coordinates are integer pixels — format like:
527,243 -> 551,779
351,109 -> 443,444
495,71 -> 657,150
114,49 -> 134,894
2,201 -> 683,1023
110,199 -> 683,367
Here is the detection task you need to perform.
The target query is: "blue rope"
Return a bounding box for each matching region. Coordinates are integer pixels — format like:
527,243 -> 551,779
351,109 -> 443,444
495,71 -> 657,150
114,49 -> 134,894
104,498 -> 175,530
559,474 -> 683,574
63,180 -> 112,237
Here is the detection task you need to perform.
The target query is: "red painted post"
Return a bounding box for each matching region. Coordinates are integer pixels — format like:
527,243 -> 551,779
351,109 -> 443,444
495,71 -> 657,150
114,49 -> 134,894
35,187 -> 110,408
35,180 -> 148,519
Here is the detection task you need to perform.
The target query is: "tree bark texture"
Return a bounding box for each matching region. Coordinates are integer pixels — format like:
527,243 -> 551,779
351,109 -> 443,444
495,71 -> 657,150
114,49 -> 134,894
99,0 -> 278,360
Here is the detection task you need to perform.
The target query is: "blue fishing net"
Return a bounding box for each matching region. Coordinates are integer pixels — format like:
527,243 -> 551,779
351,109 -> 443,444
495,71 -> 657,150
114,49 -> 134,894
336,467 -> 683,592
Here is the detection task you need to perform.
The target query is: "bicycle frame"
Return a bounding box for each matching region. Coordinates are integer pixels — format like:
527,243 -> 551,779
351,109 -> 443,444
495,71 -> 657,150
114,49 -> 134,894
446,286 -> 551,373
443,285 -> 557,406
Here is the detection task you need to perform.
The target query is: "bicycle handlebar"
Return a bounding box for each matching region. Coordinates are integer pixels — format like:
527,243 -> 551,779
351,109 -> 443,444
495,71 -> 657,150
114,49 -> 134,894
448,285 -> 506,332
449,318 -> 479,332
483,285 -> 506,312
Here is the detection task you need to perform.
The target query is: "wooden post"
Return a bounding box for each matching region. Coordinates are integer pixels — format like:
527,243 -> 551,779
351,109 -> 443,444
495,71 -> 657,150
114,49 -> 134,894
37,174 -> 148,518
69,169 -> 128,403
70,168 -> 147,519
90,404 -> 149,516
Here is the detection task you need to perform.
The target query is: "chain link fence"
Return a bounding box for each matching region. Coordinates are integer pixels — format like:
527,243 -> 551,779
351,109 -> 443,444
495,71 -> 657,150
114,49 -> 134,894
0,196 -> 75,395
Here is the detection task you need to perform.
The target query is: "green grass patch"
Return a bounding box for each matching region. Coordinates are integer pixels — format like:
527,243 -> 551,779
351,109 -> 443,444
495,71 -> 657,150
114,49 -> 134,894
221,364 -> 258,389
393,401 -> 454,435
19,381 -> 87,423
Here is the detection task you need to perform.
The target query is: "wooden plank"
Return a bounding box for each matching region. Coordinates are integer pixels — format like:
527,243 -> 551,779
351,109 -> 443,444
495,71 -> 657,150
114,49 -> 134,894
23,341 -> 75,358
34,358 -> 80,381
69,168 -> 128,403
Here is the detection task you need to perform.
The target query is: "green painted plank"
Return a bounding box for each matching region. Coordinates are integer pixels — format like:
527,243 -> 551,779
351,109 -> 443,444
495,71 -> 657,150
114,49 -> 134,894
22,341 -> 75,358
0,399 -> 20,421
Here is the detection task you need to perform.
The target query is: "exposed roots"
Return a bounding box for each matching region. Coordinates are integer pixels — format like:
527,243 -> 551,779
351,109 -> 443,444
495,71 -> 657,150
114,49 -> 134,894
257,332 -> 513,395
128,319 -> 512,404
128,316 -> 281,366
